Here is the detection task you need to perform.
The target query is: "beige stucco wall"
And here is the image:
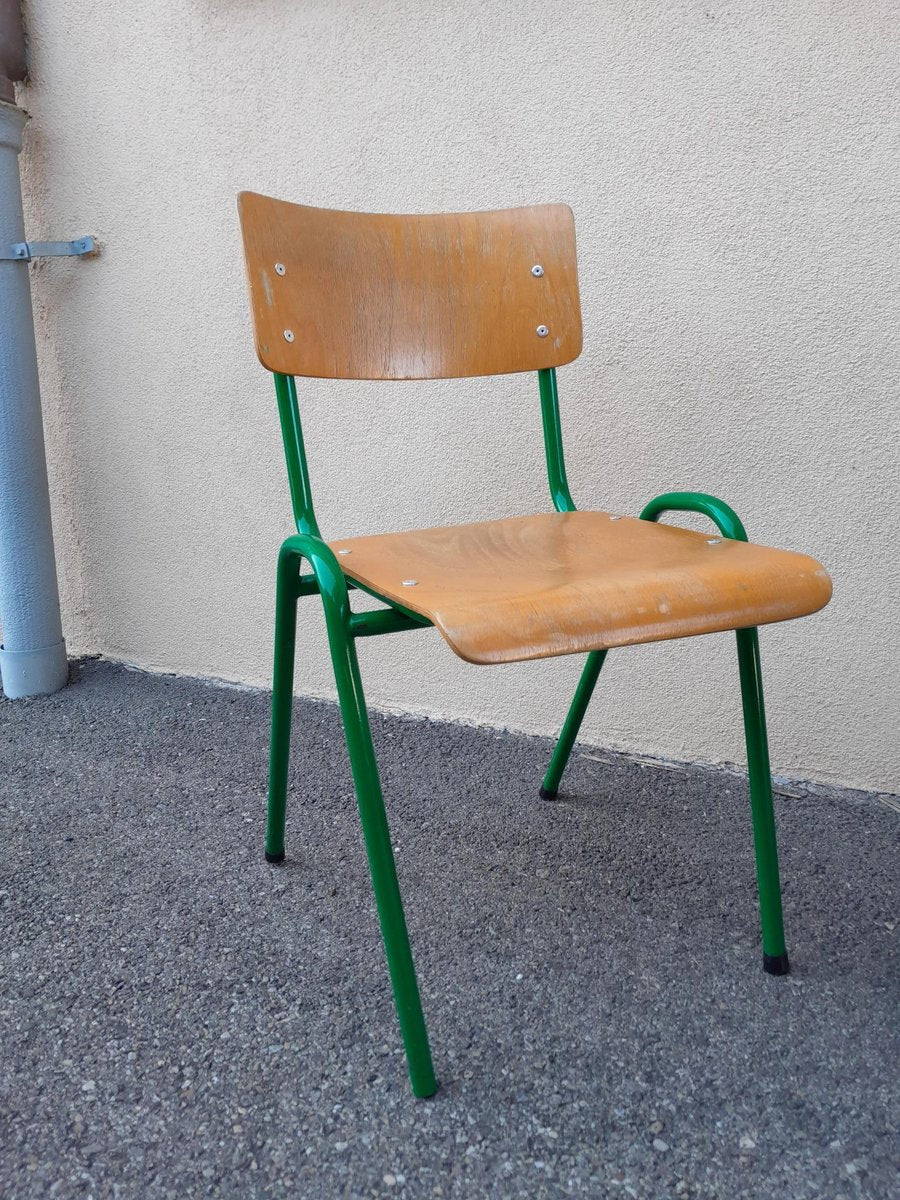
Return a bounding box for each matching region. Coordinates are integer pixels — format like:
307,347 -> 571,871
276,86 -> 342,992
16,1 -> 899,792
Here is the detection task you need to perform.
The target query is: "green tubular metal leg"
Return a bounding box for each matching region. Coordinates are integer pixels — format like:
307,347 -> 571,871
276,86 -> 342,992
265,535 -> 437,1098
734,624 -> 789,974
540,649 -> 608,800
542,489 -> 790,975
537,367 -> 616,801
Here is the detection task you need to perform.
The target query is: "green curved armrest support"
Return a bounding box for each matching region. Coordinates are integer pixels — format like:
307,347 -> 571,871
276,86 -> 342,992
639,491 -> 748,542
278,532 -> 350,626
637,490 -> 789,972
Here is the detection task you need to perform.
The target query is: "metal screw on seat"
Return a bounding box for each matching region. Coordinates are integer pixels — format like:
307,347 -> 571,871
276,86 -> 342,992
275,262 -> 286,276
283,329 -> 295,342
609,514 -> 623,521
338,548 -> 351,555
707,538 -> 722,545
536,325 -> 549,337
402,579 -> 418,587
531,264 -> 544,277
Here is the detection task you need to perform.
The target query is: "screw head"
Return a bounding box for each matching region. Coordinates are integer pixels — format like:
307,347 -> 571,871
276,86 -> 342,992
337,548 -> 351,555
609,514 -> 623,521
707,537 -> 722,545
275,262 -> 286,276
536,324 -> 549,337
531,264 -> 544,277
283,329 -> 295,342
401,579 -> 418,587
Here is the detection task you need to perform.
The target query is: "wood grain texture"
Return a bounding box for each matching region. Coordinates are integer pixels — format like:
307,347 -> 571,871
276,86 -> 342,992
237,192 -> 582,379
330,512 -> 833,665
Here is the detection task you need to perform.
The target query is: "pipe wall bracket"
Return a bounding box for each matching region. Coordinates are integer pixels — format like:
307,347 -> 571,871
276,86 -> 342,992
1,235 -> 96,261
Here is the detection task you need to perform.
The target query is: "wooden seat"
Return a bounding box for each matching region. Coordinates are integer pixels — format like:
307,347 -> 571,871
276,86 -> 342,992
331,511 -> 832,665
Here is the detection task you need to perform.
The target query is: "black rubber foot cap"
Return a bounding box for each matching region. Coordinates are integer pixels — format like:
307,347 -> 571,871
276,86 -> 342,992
265,849 -> 285,864
539,786 -> 558,801
763,952 -> 790,976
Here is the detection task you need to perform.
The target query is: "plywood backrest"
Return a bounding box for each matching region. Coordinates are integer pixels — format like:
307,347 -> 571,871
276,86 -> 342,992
238,193 -> 583,380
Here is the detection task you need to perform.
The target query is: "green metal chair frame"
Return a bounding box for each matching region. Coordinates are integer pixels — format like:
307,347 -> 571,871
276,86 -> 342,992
235,193 -> 832,1097
263,361 -> 793,1099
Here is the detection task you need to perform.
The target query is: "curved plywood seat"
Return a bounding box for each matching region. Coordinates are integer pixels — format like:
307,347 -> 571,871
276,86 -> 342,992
330,511 -> 832,665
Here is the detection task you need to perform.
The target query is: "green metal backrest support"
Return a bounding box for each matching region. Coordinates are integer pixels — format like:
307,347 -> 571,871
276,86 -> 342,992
273,373 -> 321,538
274,368 -> 575,540
236,194 -> 584,534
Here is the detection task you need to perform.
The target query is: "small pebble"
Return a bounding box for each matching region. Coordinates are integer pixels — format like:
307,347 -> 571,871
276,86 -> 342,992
653,1138 -> 669,1153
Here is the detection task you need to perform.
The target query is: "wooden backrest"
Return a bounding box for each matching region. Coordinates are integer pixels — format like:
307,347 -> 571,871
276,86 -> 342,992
238,192 -> 583,380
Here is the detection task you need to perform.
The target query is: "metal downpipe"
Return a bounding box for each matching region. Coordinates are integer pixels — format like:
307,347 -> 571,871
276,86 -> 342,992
0,99 -> 68,697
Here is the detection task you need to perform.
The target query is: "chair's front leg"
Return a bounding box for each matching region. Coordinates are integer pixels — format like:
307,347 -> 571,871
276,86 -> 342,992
267,535 -> 436,1098
736,626 -> 790,975
265,547 -> 301,863
541,649 -> 609,799
329,626 -> 438,1097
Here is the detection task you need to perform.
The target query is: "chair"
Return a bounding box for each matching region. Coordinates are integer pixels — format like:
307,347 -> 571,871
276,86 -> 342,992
237,192 -> 832,1097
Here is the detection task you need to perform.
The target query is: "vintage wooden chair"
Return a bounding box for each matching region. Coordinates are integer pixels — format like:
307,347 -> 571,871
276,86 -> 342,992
238,193 -> 832,1097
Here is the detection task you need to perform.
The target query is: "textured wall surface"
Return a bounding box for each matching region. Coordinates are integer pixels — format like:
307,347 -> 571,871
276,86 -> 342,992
16,1 -> 900,791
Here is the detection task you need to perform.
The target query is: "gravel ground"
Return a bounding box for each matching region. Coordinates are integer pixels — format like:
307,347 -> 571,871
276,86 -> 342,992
1,658 -> 897,1200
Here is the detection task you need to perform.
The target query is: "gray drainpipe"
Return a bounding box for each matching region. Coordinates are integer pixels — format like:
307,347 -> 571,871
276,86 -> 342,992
0,7 -> 68,697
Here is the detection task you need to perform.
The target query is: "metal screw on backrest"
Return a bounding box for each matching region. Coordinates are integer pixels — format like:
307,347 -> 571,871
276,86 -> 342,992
536,325 -> 549,337
531,264 -> 544,277
707,538 -> 722,545
402,579 -> 418,587
283,329 -> 295,342
337,548 -> 351,555
275,262 -> 286,276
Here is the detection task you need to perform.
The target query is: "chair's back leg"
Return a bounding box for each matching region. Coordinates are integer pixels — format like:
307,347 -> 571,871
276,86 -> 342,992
266,551 -> 300,863
541,649 -> 609,799
331,630 -> 438,1098
736,626 -> 790,975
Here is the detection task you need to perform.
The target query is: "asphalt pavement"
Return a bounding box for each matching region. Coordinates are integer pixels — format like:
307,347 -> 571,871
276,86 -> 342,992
1,659 -> 896,1199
